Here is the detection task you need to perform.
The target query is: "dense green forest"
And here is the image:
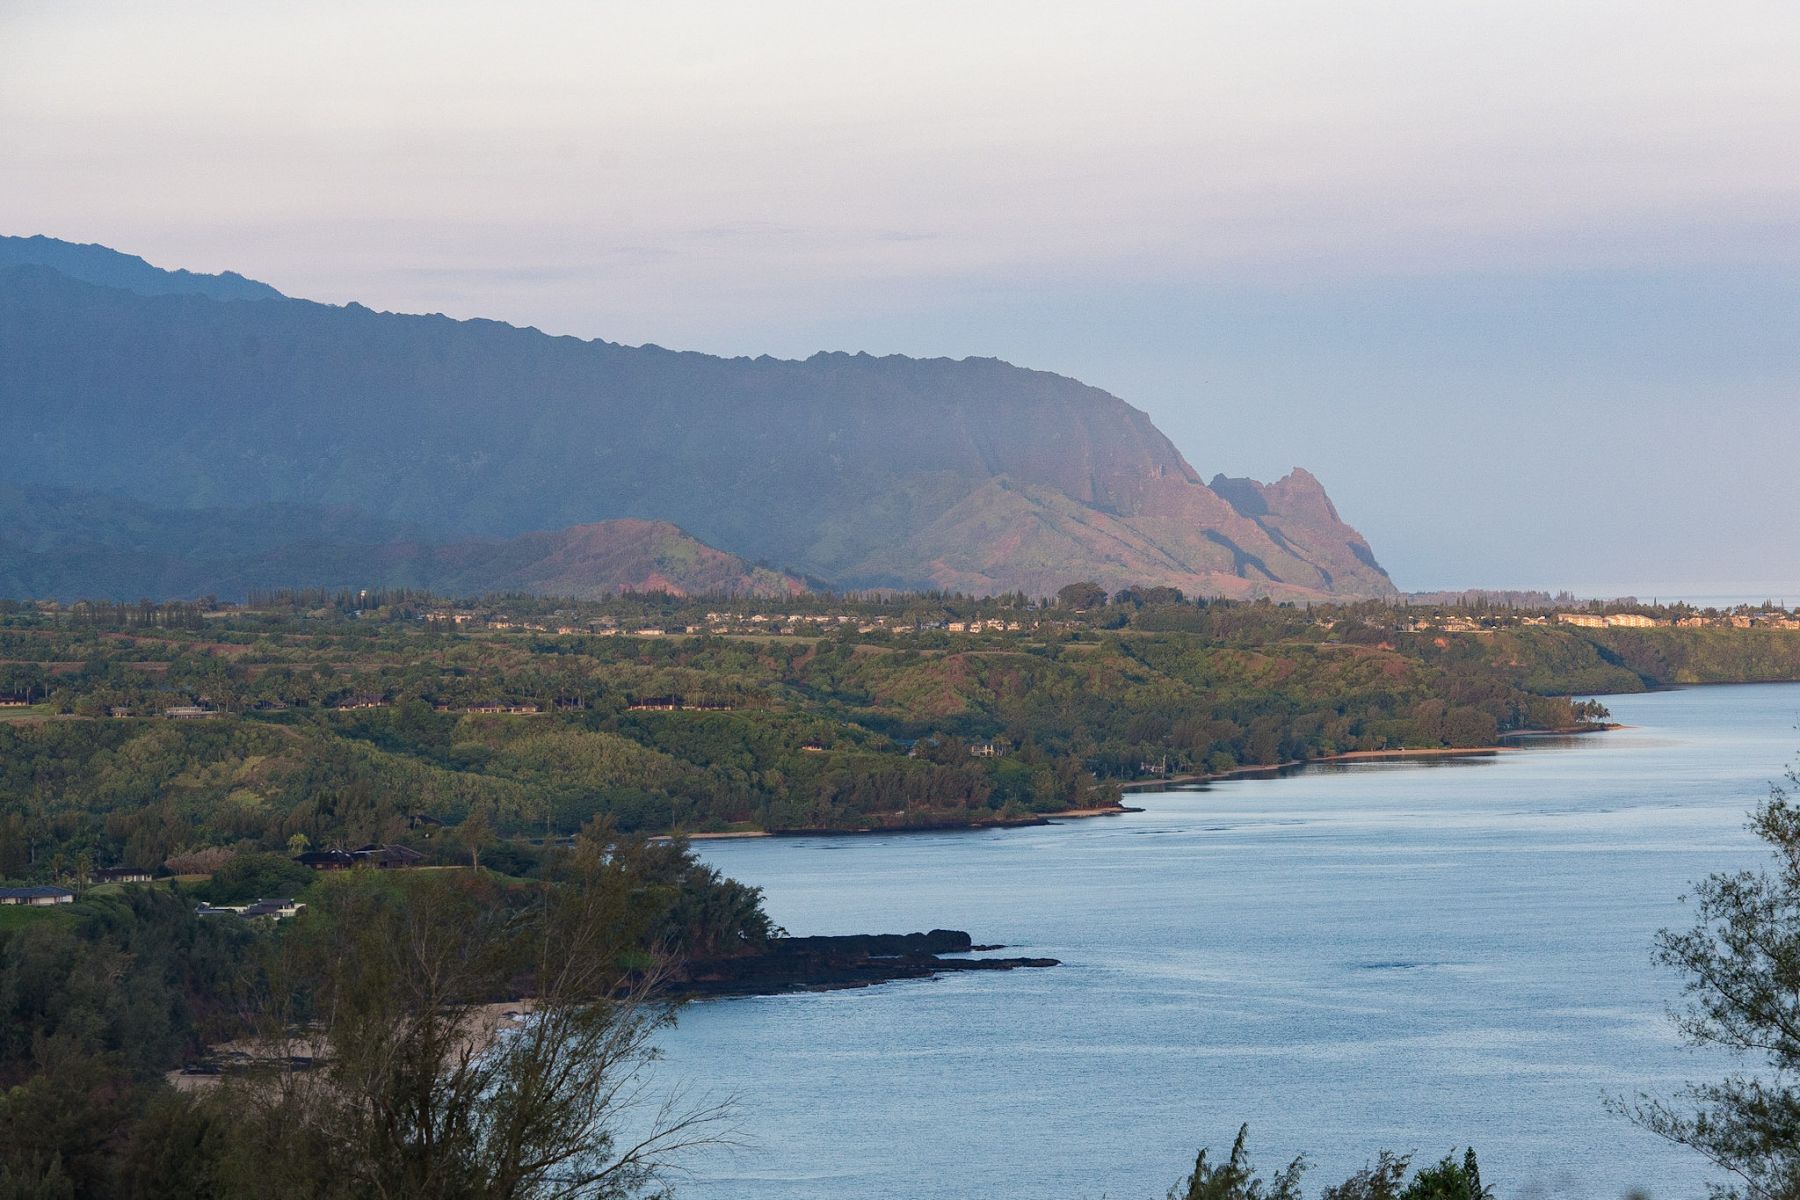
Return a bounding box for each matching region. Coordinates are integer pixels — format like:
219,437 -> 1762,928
0,590 -> 1691,877
4,586 -> 1798,883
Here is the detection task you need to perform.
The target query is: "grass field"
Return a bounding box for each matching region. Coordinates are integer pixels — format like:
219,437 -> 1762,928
0,903 -> 76,931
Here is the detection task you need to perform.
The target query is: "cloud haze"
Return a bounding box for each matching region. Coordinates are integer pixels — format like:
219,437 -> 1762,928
4,0 -> 1798,592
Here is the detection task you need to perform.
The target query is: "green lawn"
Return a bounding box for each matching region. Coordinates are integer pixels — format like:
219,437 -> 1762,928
0,903 -> 76,931
85,879 -> 176,898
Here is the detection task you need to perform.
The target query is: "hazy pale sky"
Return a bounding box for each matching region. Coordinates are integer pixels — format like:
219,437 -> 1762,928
5,0 -> 1798,593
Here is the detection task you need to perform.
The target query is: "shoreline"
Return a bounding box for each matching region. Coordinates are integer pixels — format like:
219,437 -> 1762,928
1119,723 -> 1619,793
664,724 -> 1621,841
1119,745 -> 1510,793
670,803 -> 1142,842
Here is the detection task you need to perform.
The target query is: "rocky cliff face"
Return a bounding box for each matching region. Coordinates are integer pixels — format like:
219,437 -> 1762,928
0,237 -> 1396,600
1207,469 -> 1393,596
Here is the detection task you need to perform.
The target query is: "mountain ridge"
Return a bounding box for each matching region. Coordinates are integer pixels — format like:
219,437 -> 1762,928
0,236 -> 1396,601
0,235 -> 284,302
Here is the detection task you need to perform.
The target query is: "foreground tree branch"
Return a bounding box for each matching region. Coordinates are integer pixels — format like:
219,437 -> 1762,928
210,834 -> 736,1199
1614,763 -> 1800,1199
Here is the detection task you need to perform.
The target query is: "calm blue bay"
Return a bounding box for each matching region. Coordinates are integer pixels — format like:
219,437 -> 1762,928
660,684 -> 1800,1199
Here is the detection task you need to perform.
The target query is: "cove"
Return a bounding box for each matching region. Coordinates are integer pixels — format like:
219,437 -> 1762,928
658,683 -> 1800,1199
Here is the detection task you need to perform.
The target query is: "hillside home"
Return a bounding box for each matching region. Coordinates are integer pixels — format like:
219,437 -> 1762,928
93,867 -> 153,883
294,849 -> 357,870
239,897 -> 305,920
351,843 -> 424,869
0,886 -> 75,906
295,844 -> 424,871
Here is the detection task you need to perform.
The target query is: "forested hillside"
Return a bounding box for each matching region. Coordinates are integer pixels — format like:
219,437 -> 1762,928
0,592 -> 1634,880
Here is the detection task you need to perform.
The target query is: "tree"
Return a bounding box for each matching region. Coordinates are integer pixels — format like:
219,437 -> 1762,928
1394,1150 -> 1489,1200
1619,764 -> 1800,1198
1169,1134 -> 1489,1200
1057,581 -> 1108,611
459,808 -> 494,872
1319,1153 -> 1409,1200
199,852 -> 313,906
1169,1126 -> 1305,1200
0,809 -> 27,879
216,841 -> 731,1198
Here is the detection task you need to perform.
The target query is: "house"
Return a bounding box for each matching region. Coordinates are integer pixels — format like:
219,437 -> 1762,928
0,886 -> 75,906
295,849 -> 357,870
296,843 -> 424,870
94,867 -> 154,884
163,705 -> 215,719
350,843 -> 424,869
239,897 -> 305,920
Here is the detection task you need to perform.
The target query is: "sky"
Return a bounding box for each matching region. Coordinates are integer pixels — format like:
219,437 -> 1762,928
4,0 -> 1798,595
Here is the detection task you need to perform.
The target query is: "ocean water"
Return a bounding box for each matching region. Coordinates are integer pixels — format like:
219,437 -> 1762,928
658,684 -> 1800,1199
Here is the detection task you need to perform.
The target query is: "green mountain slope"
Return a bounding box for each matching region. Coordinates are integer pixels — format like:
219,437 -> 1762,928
0,488 -> 804,600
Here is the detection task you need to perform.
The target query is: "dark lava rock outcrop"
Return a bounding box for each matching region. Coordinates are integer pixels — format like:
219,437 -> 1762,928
674,929 -> 1058,997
